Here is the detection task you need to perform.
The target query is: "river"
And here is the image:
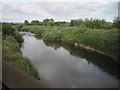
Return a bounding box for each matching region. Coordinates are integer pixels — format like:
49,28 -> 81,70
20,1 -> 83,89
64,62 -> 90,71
20,32 -> 119,88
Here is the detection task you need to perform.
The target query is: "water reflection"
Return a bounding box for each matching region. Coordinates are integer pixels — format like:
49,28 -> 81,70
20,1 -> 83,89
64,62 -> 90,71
43,40 -> 119,78
21,32 -> 119,88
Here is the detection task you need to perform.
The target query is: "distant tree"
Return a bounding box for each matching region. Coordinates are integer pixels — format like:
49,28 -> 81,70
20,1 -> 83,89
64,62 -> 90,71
70,18 -> 111,29
113,17 -> 120,29
43,18 -> 54,26
31,20 -> 40,25
43,18 -> 49,22
24,20 -> 30,25
103,22 -> 113,29
70,20 -> 77,26
83,18 -> 108,29
70,19 -> 84,27
50,18 -> 54,22
53,21 -> 66,26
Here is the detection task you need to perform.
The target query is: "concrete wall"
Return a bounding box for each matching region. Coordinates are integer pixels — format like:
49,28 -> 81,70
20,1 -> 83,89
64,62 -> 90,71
2,61 -> 47,88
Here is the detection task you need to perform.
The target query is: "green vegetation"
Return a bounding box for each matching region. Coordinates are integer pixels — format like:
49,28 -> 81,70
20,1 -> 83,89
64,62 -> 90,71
2,23 -> 40,79
24,20 -> 30,25
113,17 -> 120,29
70,18 -> 113,29
12,31 -> 24,43
21,25 -> 118,61
2,23 -> 15,35
2,17 -> 119,72
22,17 -> 119,29
17,17 -> 118,61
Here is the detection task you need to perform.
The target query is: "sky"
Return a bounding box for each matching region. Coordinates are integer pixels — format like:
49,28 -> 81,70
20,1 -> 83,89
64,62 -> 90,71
0,0 -> 119,22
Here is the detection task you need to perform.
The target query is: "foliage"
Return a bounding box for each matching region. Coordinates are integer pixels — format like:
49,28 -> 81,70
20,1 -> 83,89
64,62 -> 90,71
70,18 -> 112,29
43,18 -> 54,26
22,25 -> 118,60
2,23 -> 24,43
21,18 -> 118,29
2,36 -> 40,79
24,20 -> 30,25
113,17 -> 120,29
2,22 -> 40,79
2,23 -> 15,35
12,24 -> 23,31
3,17 -> 119,62
53,21 -> 67,26
23,18 -> 68,26
12,31 -> 24,43
31,20 -> 41,25
70,19 -> 83,27
42,29 -> 62,41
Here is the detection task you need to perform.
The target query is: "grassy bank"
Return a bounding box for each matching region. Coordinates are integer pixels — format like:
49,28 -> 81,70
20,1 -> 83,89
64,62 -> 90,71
2,35 -> 40,79
20,25 -> 118,61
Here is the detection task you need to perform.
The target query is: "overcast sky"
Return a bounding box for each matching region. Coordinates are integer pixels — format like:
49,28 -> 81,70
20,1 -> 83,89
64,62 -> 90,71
0,0 -> 119,22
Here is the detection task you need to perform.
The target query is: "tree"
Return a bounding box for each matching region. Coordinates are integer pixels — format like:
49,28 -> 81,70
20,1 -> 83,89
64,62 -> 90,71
70,20 -> 77,26
70,19 -> 85,27
31,20 -> 40,25
43,18 -> 54,26
113,17 -> 120,29
43,18 -> 50,22
53,21 -> 66,26
24,20 -> 30,25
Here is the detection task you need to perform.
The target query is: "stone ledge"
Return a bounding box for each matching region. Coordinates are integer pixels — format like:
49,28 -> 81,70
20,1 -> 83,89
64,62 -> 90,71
2,61 -> 47,88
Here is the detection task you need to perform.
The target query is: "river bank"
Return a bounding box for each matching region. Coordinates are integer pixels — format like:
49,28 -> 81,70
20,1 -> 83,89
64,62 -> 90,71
20,25 -> 118,62
75,43 -> 118,61
2,35 -> 40,80
20,32 -> 119,88
3,61 -> 46,88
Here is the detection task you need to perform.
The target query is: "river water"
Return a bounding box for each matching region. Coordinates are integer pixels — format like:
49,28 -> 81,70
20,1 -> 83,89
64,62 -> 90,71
20,32 -> 119,88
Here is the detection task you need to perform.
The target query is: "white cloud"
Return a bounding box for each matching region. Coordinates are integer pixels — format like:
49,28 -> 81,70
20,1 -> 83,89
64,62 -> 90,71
0,1 -> 118,22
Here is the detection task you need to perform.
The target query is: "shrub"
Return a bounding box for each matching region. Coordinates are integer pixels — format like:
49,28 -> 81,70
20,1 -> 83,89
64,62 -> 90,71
2,23 -> 15,35
12,31 -> 24,43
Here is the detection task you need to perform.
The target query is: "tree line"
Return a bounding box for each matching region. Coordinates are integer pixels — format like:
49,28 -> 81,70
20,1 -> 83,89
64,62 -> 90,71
24,18 -> 69,27
23,17 -> 120,29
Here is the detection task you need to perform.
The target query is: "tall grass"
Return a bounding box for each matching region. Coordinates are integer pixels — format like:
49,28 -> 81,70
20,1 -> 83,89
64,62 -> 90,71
20,25 -> 118,61
2,36 -> 40,79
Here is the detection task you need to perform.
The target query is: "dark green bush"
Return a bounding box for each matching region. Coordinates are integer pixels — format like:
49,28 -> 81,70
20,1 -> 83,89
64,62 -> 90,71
12,31 -> 24,43
2,23 -> 15,35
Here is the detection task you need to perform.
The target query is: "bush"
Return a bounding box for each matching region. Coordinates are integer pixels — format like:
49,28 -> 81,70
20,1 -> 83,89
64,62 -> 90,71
42,31 -> 55,41
12,31 -> 24,43
2,23 -> 15,35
